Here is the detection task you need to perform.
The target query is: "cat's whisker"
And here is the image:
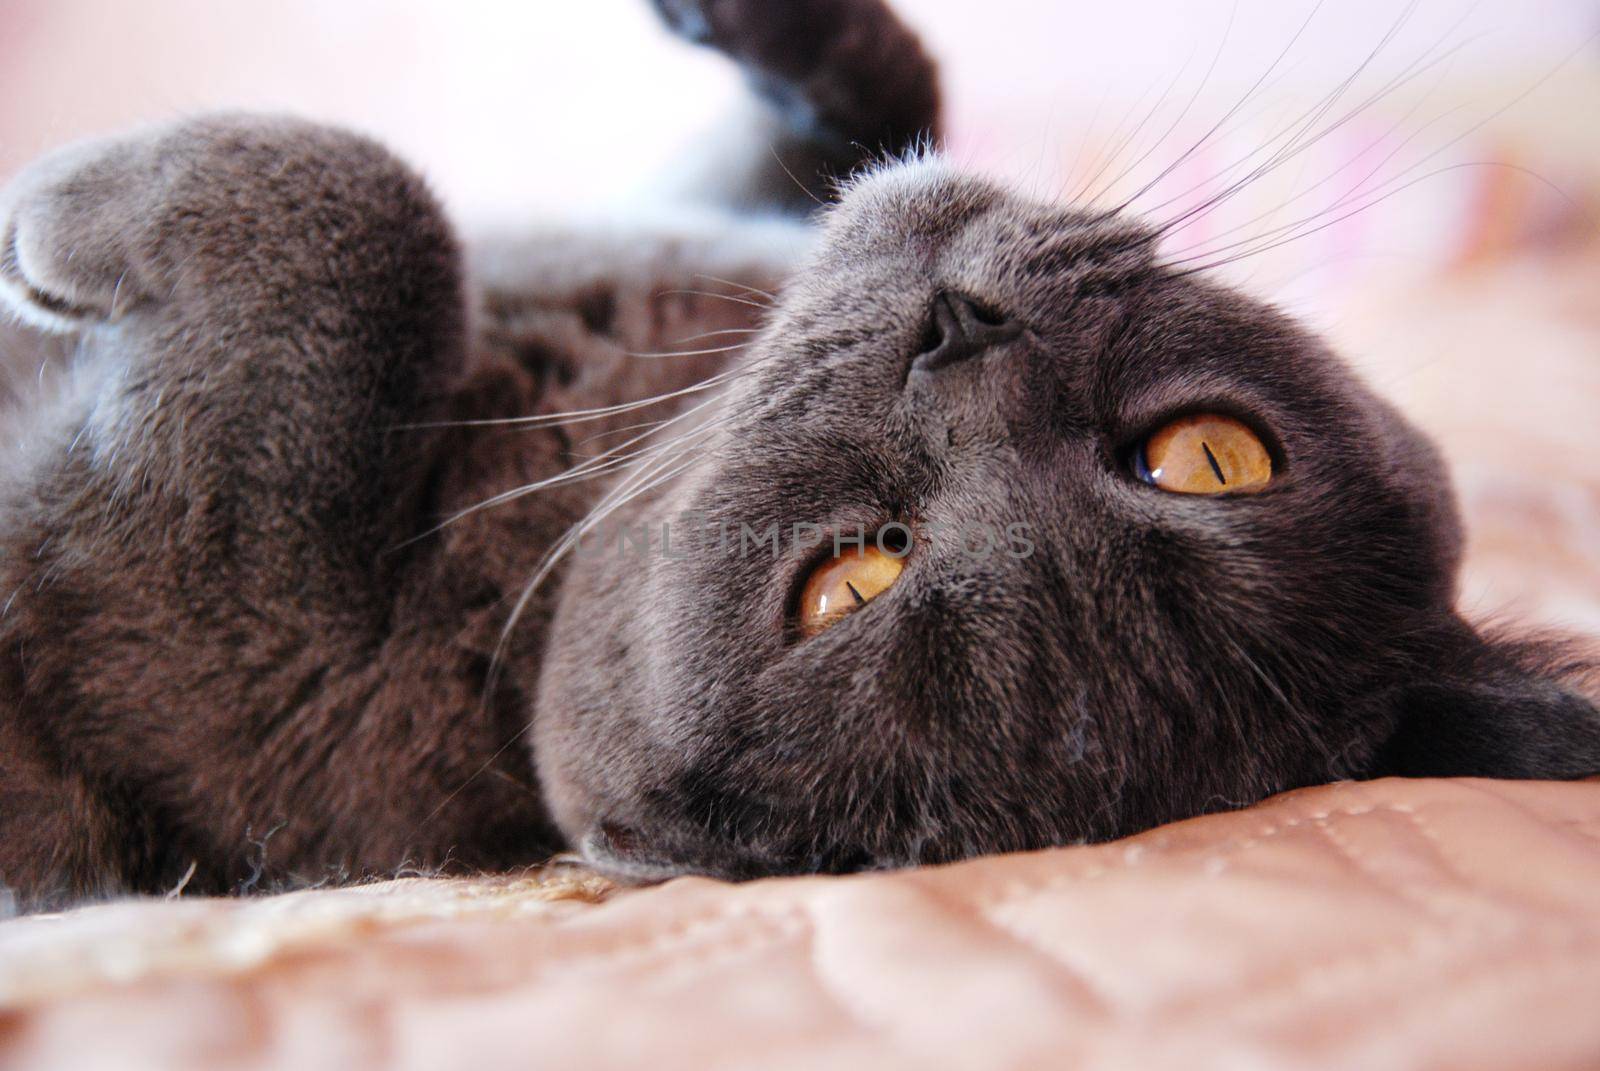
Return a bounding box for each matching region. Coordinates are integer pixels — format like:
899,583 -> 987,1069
767,141 -> 830,208
1116,55 -> 1315,215
524,453 -> 701,601
1147,0 -> 1429,239
555,410 -> 730,479
420,401 -> 735,838
409,338 -> 778,532
656,287 -> 773,310
1150,17 -> 1483,249
1157,13 -> 1518,263
1058,83 -> 1115,210
1218,632 -> 1340,774
392,391 -> 734,548
663,326 -> 765,347
623,341 -> 754,360
393,366 -> 747,432
1157,89 -> 1467,262
1294,28 -> 1600,225
1072,30 -> 1203,208
426,449 -> 710,834
1152,94 -> 1465,264
483,442 -> 711,703
1091,0 -> 1238,211
1144,0 -> 1461,235
1113,0 -> 1328,215
1179,45 -> 1600,271
1067,49 -> 1190,207
532,408 -> 733,587
571,415 -> 675,451
692,273 -> 778,303
1167,160 -> 1588,277
1167,25 -> 1599,277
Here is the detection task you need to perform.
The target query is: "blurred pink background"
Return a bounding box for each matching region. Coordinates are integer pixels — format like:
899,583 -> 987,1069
3,1 -> 1595,285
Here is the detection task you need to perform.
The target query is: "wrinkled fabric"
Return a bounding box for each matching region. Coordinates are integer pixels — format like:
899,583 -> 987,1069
2,777 -> 1599,1070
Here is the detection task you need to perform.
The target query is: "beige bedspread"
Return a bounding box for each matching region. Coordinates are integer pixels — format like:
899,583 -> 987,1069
3,777 -> 1599,1069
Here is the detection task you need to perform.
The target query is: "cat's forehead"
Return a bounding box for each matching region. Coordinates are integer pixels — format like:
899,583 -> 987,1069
823,159 -> 1157,290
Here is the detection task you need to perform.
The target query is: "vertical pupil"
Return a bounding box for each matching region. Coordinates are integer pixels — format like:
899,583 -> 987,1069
1200,440 -> 1227,485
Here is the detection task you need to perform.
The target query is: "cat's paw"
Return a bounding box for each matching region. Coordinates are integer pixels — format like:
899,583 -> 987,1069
0,131 -> 166,332
649,0 -> 937,153
651,0 -> 716,44
652,0 -> 819,59
0,116 -> 437,337
651,0 -> 917,74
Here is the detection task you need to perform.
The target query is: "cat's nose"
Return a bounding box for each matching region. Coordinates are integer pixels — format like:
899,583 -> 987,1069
912,290 -> 1022,371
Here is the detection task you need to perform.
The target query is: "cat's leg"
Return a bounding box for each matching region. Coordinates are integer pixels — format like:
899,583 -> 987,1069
0,714 -> 138,913
0,117 -> 556,902
652,0 -> 942,211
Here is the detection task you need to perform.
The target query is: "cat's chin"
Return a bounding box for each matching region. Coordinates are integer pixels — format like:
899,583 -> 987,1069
574,822 -> 786,884
574,820 -> 899,884
574,828 -> 693,885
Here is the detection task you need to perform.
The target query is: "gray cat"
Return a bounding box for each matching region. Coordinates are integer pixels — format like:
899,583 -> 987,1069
2,0 -> 1596,911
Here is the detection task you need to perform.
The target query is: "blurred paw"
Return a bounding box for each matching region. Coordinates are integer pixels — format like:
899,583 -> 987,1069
0,133 -> 157,331
651,0 -> 716,43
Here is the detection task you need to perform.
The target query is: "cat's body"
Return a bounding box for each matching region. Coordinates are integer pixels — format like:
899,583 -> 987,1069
0,134 -> 815,905
2,0 -> 1597,911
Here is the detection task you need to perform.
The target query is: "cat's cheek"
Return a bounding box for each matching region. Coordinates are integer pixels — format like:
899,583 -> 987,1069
527,725 -> 588,847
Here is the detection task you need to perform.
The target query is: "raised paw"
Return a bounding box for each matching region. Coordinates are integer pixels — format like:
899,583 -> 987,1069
0,130 -> 163,331
0,115 -> 456,335
650,0 -> 940,153
652,0 -> 716,43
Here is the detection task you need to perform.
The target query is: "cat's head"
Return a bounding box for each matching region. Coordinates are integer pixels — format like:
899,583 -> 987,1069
532,161 -> 1600,880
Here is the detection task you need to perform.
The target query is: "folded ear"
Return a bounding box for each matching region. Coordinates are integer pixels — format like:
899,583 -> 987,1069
1369,639 -> 1600,779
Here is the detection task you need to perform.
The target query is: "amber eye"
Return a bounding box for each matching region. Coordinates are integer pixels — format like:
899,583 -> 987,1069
1136,413 -> 1273,494
796,544 -> 906,638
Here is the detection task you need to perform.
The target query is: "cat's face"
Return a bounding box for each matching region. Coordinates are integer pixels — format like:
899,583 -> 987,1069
532,162 -> 1465,879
